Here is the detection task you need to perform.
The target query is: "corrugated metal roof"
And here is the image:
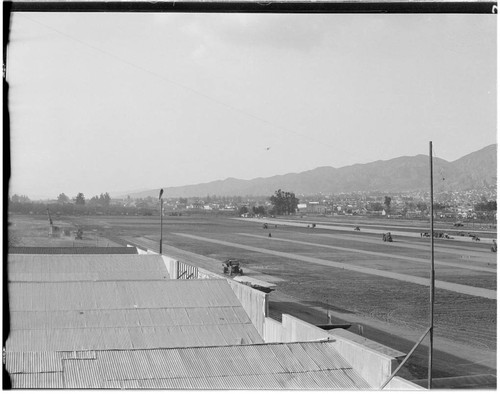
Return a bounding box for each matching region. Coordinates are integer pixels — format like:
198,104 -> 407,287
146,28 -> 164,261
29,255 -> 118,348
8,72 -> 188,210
7,278 -> 263,352
9,247 -> 137,254
9,279 -> 241,311
5,352 -> 62,373
9,270 -> 169,282
10,372 -> 64,388
6,342 -> 371,389
11,306 -> 251,330
7,323 -> 262,352
8,254 -> 166,280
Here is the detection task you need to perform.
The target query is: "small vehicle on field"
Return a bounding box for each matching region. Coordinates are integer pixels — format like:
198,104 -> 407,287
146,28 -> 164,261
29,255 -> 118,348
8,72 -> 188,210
222,259 -> 243,275
491,240 -> 497,253
354,226 -> 360,231
382,232 -> 393,242
453,222 -> 464,227
75,229 -> 83,240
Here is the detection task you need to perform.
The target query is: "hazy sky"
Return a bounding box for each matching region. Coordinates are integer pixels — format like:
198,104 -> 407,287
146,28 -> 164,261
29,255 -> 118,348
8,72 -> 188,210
6,12 -> 497,199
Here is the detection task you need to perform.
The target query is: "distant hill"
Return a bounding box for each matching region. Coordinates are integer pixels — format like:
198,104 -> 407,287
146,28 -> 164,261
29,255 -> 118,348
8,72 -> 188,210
125,144 -> 497,198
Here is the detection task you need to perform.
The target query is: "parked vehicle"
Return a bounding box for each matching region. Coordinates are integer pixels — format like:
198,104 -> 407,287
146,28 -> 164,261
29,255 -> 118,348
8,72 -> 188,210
222,259 -> 243,275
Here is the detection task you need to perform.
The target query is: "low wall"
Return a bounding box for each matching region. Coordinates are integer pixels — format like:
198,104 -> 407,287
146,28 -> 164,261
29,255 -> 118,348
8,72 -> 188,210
227,280 -> 269,338
281,314 -> 331,342
263,317 -> 283,343
330,332 -> 399,388
128,244 -> 147,254
266,314 -> 404,389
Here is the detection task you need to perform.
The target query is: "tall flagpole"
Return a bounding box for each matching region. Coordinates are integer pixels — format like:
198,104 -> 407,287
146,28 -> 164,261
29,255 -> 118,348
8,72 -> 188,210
159,189 -> 164,254
428,142 -> 435,389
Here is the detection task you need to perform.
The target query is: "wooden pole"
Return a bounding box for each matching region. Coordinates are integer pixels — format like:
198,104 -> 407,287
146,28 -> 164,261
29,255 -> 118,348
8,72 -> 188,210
428,141 -> 435,389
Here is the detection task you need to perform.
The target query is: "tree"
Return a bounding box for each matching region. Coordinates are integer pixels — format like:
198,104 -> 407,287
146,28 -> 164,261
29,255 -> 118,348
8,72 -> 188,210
88,195 -> 100,206
369,202 -> 384,211
238,206 -> 249,216
384,196 -> 392,212
99,192 -> 111,207
269,189 -> 299,215
10,194 -> 30,203
253,205 -> 266,216
475,200 -> 496,212
57,193 -> 70,204
75,193 -> 86,205
416,202 -> 428,212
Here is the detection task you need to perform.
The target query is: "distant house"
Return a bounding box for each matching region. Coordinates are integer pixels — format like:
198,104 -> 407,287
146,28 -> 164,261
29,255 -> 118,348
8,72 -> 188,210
405,210 -> 423,219
305,202 -> 327,214
297,203 -> 307,211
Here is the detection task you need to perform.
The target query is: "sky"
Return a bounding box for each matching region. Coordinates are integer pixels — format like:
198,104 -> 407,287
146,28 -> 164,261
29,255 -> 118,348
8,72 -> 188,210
6,12 -> 497,199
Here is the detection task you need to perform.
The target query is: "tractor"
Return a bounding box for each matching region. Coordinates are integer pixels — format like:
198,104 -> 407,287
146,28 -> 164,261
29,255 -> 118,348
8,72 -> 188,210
75,228 -> 83,240
382,232 -> 393,242
222,259 -> 243,275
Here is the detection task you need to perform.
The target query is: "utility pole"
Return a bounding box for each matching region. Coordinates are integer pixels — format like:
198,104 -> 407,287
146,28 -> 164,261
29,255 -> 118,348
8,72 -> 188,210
159,189 -> 164,254
428,142 -> 435,389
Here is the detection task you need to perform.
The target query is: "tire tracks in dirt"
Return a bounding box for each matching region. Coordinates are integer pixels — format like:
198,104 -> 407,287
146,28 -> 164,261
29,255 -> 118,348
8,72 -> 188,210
173,233 -> 496,300
243,233 -> 496,273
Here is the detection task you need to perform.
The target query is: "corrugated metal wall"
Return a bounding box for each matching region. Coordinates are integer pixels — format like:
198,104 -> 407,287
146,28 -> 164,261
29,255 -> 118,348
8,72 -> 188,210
227,281 -> 268,339
328,333 -> 395,388
263,317 -> 283,343
261,314 -> 399,388
176,261 -> 198,279
281,314 -> 331,342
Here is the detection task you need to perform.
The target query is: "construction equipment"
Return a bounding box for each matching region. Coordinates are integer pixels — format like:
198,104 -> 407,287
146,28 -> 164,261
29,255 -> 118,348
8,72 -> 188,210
222,259 -> 243,275
382,232 -> 393,242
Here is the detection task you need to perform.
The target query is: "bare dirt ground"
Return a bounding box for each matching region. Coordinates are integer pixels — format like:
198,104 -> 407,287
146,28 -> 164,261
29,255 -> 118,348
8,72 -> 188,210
7,213 -> 497,388
7,216 -> 122,248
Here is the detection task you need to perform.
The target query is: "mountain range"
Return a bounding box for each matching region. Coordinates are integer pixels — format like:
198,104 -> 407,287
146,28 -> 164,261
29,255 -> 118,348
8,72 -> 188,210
125,144 -> 497,198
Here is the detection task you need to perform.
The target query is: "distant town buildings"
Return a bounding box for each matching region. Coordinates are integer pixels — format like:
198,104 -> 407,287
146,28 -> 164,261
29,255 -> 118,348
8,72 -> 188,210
8,185 -> 497,223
